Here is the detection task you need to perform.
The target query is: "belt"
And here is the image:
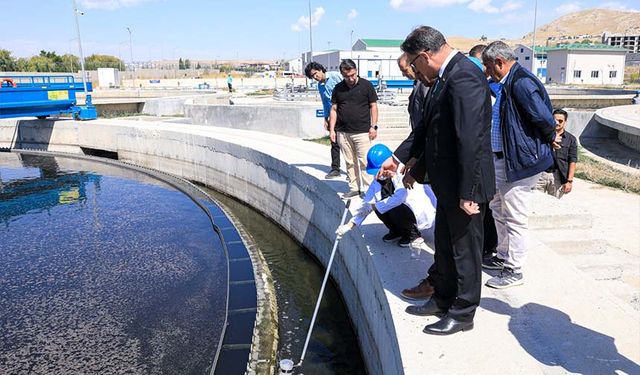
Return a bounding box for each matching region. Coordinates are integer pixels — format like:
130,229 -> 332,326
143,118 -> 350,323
494,151 -> 504,160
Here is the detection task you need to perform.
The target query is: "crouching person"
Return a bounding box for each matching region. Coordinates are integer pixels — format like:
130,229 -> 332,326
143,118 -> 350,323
336,144 -> 437,249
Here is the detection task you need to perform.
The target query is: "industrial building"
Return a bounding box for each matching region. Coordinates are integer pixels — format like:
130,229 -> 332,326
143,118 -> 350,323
602,32 -> 640,53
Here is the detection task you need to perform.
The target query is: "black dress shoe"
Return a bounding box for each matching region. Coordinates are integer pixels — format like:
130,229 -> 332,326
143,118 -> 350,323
423,315 -> 474,336
405,298 -> 446,317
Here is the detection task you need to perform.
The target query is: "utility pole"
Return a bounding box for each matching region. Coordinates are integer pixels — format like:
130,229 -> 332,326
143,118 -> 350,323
126,27 -> 134,87
72,0 -> 87,95
308,0 -> 313,63
350,30 -> 354,58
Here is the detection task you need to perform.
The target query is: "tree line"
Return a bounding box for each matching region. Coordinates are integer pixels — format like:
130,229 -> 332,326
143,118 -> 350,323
0,49 -> 124,72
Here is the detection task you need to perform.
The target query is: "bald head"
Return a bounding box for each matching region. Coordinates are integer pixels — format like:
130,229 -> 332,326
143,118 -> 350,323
397,53 -> 416,80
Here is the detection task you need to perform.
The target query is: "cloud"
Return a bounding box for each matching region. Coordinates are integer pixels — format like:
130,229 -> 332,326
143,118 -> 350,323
467,0 -> 523,13
347,9 -> 358,20
599,2 -> 640,12
390,0 -> 522,13
78,0 -> 158,10
554,2 -> 582,14
291,7 -> 325,32
389,0 -> 468,12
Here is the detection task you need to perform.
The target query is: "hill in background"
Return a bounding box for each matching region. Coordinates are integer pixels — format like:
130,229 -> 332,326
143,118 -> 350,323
445,8 -> 640,53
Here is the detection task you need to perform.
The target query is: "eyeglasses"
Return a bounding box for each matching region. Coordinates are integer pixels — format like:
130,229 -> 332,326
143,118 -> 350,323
409,52 -> 425,73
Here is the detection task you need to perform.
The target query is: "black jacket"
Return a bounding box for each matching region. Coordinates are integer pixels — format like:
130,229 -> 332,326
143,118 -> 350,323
394,80 -> 429,163
553,130 -> 578,183
409,52 -> 495,206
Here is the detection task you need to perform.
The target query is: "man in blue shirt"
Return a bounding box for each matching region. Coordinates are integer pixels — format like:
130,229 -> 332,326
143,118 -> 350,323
305,62 -> 343,179
481,41 -> 556,289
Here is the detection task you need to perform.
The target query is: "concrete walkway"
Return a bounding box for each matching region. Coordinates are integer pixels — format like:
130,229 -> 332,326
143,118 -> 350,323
326,158 -> 640,373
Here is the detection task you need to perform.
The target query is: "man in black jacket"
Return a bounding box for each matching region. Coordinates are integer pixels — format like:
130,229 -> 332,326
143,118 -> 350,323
397,26 -> 495,335
481,41 -> 556,289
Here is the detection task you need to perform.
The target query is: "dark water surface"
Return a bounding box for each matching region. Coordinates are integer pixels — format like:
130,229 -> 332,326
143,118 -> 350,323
205,188 -> 367,375
0,153 -> 227,374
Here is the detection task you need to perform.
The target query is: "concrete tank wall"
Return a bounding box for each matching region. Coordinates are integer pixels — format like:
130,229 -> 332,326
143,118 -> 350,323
184,104 -> 326,139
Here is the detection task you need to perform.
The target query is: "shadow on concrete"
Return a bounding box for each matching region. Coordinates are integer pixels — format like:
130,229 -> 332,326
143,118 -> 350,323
482,297 -> 640,375
580,137 -> 640,170
9,119 -> 56,150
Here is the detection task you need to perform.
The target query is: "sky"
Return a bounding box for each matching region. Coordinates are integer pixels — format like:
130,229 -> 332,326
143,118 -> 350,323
1,0 -> 638,62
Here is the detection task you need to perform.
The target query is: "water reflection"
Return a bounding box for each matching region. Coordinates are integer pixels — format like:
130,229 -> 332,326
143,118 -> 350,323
205,188 -> 367,375
0,153 -> 227,374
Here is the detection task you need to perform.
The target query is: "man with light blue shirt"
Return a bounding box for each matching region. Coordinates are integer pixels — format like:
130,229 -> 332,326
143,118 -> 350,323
481,41 -> 556,289
305,62 -> 343,178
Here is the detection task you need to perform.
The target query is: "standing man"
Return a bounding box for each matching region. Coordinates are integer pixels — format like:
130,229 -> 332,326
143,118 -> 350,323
329,59 -> 379,198
226,74 -> 233,93
536,109 -> 577,198
481,41 -> 556,289
305,62 -> 344,178
400,26 -> 495,335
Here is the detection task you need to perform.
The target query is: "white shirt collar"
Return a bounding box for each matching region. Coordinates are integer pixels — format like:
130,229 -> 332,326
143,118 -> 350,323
499,71 -> 510,84
438,49 -> 459,78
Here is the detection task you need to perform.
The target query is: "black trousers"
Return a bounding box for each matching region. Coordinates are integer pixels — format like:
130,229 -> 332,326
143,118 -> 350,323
330,138 -> 341,171
483,206 -> 497,255
374,204 -> 421,241
431,202 -> 485,322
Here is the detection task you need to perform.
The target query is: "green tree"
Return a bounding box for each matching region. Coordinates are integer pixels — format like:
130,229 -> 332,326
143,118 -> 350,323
0,49 -> 18,71
196,62 -> 201,69
185,58 -> 191,69
178,57 -> 185,70
16,57 -> 29,72
84,54 -> 124,70
28,55 -> 56,72
60,54 -> 81,72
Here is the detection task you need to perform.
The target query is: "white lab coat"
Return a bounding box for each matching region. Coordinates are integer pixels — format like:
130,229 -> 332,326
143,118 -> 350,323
351,173 -> 437,230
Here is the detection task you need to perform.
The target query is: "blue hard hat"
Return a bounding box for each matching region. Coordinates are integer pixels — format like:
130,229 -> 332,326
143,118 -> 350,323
366,144 -> 393,175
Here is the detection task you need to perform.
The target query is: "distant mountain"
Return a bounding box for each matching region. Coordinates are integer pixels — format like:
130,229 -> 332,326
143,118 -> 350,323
522,8 -> 640,42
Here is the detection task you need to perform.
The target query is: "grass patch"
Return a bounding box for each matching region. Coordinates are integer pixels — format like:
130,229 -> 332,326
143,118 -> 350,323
576,146 -> 640,194
247,89 -> 274,96
305,136 -> 331,146
98,111 -> 142,119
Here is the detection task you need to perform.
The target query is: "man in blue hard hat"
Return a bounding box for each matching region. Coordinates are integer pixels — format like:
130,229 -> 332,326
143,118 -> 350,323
336,144 -> 436,248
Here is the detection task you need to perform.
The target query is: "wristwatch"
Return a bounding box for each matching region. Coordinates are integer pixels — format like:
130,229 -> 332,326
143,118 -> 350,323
371,125 -> 378,130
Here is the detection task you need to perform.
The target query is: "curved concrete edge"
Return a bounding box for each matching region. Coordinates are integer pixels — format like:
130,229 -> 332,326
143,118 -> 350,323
0,118 -> 403,375
595,106 -> 640,137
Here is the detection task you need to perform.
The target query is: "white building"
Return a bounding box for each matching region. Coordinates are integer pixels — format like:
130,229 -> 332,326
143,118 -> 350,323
302,39 -> 404,79
546,44 -> 627,85
513,44 -> 548,83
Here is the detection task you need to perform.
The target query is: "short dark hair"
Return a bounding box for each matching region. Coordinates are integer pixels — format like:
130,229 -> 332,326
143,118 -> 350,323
553,109 -> 568,120
304,62 -> 326,79
401,26 -> 446,55
339,59 -> 357,73
469,44 -> 487,58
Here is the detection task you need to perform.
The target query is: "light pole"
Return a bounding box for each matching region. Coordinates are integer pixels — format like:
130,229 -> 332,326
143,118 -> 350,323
327,41 -> 331,69
71,0 -> 88,95
531,0 -> 538,52
126,27 -> 134,87
308,0 -> 313,63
